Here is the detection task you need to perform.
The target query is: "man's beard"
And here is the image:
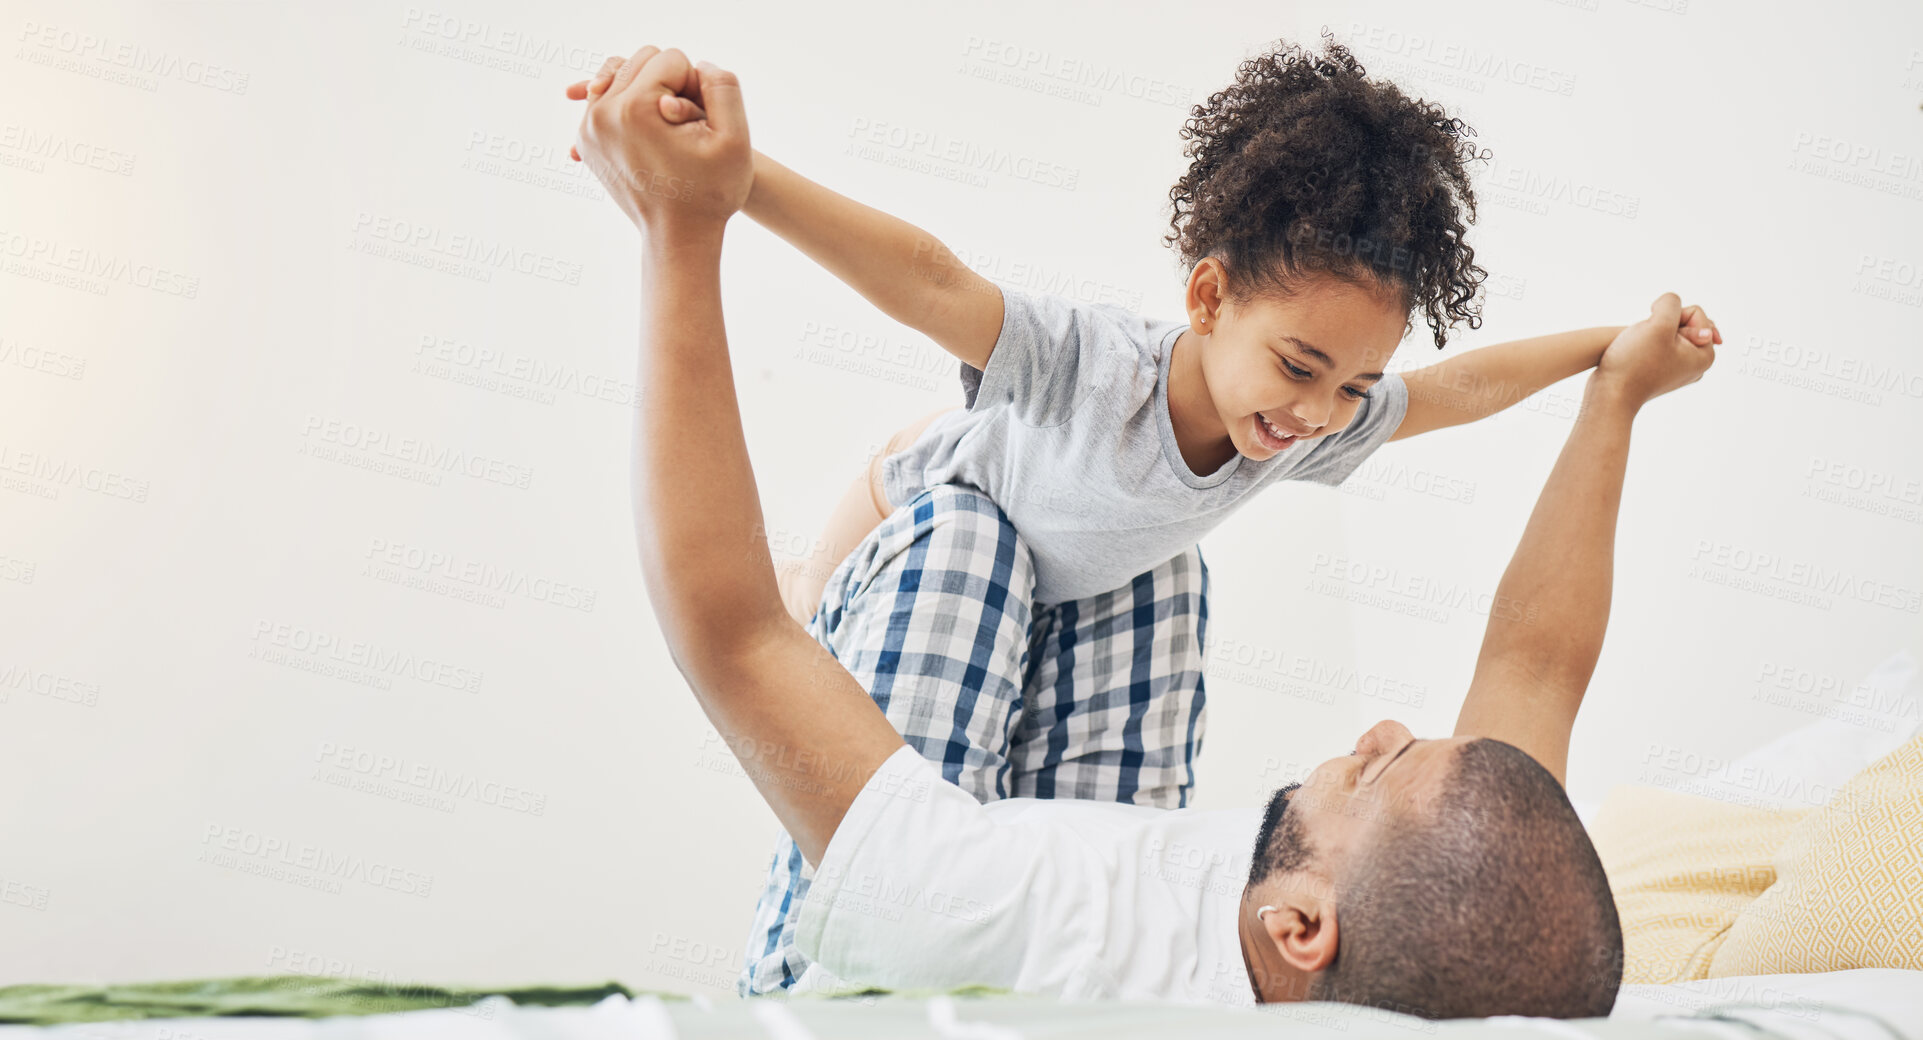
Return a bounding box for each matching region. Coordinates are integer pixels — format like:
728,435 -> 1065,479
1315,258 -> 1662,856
1250,781 -> 1316,882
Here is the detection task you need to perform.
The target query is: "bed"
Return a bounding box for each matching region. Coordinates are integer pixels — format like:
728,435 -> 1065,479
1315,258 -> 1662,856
9,654 -> 1917,1039
0,969 -> 1919,1040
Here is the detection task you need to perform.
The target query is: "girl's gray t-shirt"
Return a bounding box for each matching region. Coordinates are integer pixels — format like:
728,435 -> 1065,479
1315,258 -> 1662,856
881,281 -> 1410,603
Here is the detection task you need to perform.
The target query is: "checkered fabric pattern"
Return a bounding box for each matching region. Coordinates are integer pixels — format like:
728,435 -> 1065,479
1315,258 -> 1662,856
738,483 -> 1210,995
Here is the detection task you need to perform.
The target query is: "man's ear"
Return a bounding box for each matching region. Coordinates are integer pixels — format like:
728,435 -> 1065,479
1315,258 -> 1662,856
1260,887 -> 1340,976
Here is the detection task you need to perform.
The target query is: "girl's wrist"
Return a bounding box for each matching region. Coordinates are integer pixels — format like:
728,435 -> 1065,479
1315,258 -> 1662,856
1590,325 -> 1627,367
742,150 -> 777,221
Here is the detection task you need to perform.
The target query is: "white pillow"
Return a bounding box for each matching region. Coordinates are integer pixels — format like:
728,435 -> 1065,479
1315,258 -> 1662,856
1710,649 -> 1920,811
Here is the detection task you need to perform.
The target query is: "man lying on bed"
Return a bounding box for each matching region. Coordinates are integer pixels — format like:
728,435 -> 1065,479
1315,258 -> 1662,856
576,48 -> 1716,1020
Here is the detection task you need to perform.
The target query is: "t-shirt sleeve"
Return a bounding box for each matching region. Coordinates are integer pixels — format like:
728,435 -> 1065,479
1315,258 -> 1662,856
794,746 -> 1101,994
959,283 -> 1126,428
1289,371 -> 1411,486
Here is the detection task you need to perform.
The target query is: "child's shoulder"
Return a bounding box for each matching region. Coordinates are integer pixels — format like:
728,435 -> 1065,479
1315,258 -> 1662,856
1000,283 -> 1181,354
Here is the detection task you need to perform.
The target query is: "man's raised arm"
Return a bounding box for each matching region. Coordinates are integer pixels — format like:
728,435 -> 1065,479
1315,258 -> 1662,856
576,47 -> 906,865
1452,293 -> 1717,783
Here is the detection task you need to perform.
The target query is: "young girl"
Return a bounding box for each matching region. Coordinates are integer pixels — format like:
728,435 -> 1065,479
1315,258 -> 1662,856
580,32 -> 1714,619
567,33 -> 1719,994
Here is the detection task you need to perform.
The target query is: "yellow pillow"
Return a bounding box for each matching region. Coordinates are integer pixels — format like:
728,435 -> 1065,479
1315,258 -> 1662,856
1589,785 -> 1810,984
1709,731 -> 1923,976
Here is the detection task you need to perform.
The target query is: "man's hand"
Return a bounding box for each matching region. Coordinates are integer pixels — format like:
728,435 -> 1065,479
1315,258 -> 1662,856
1594,293 -> 1719,407
572,46 -> 751,233
566,55 -> 705,160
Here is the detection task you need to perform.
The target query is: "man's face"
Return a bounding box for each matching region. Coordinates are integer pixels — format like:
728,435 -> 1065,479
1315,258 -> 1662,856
1270,720 -> 1474,879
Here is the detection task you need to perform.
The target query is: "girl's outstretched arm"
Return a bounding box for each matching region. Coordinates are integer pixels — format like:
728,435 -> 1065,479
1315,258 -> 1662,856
1391,307 -> 1718,441
743,151 -> 1006,370
1391,325 -> 1620,441
572,62 -> 1006,369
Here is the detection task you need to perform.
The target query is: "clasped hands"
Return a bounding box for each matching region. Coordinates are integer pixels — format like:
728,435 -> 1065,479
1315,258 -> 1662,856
567,46 -> 751,234
1598,294 -> 1720,408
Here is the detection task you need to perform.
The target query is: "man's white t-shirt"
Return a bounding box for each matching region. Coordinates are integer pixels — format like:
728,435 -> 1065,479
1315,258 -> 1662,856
793,745 -> 1262,1006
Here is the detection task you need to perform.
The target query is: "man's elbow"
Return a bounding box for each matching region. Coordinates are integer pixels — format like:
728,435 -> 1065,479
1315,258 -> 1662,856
652,598 -> 792,688
1494,651 -> 1597,715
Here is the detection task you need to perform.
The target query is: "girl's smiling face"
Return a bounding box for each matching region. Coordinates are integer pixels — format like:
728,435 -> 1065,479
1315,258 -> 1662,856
1187,262 -> 1410,461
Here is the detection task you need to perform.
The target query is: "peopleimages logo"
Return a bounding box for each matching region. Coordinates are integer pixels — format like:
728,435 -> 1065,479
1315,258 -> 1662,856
348,213 -> 582,286
249,619 -> 483,693
397,8 -> 602,74
1737,335 -> 1923,402
1209,637 -> 1428,708
414,335 -> 639,407
362,538 -> 598,612
1343,23 -> 1578,95
1689,540 -> 1922,614
0,122 -> 136,175
957,36 -> 1194,106
0,337 -> 87,380
1306,552 -> 1536,624
0,228 -> 199,297
301,415 -> 534,490
1639,743 -> 1837,809
0,443 -> 150,502
1789,130 -> 1923,180
846,118 -> 1081,191
1805,457 -> 1922,506
0,662 -> 99,706
313,742 -> 546,815
199,823 -> 433,897
14,20 -> 251,93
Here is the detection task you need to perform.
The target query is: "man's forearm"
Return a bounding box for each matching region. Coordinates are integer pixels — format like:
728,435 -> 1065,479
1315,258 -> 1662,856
1453,375 -> 1637,782
633,224 -> 787,664
632,221 -> 907,862
1393,326 -> 1622,440
744,151 -> 1001,368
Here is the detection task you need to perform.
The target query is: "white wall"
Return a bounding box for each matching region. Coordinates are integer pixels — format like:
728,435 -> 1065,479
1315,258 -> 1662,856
2,0 -> 1918,995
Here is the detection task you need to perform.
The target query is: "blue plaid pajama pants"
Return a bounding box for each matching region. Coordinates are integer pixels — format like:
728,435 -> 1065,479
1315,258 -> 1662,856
738,483 -> 1211,994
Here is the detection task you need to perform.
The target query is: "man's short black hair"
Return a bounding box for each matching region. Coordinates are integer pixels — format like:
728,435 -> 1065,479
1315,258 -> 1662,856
1250,739 -> 1624,1020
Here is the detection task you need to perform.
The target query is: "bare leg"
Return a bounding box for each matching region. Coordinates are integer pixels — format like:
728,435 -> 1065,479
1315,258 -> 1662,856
775,405 -> 959,624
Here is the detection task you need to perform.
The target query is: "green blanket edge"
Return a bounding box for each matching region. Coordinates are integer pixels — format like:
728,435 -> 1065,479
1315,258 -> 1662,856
0,975 -> 1012,1025
0,976 -> 654,1024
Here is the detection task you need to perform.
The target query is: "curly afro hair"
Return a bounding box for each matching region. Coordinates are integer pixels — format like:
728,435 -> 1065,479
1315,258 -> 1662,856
1165,28 -> 1490,350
